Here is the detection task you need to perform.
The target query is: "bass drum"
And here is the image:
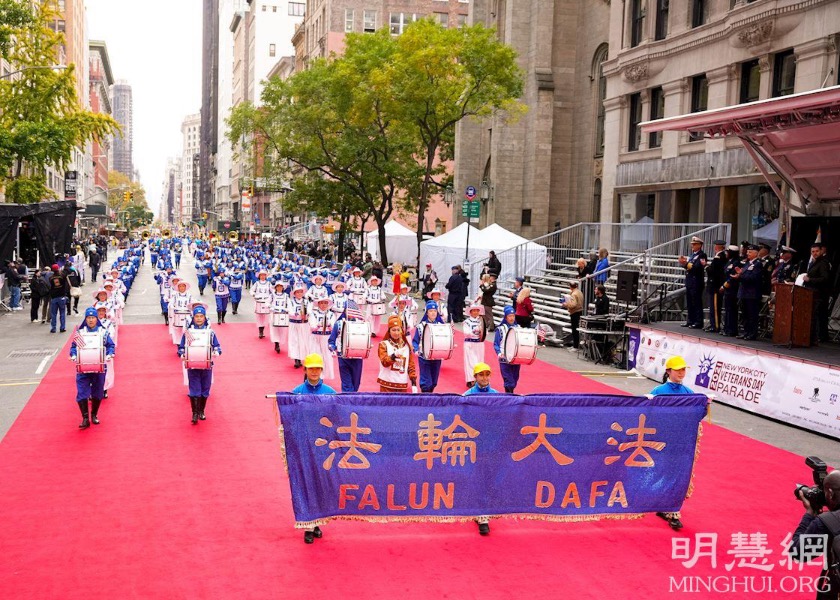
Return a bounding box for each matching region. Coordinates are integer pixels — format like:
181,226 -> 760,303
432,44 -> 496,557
184,329 -> 212,370
341,321 -> 371,359
254,300 -> 271,314
421,323 -> 454,360
272,312 -> 290,327
75,331 -> 106,374
503,327 -> 539,365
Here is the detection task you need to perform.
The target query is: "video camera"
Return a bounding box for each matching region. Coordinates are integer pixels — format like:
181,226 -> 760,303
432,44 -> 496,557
794,456 -> 829,512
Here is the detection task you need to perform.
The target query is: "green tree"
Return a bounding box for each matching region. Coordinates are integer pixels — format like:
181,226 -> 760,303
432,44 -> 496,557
0,0 -> 35,58
228,31 -> 422,264
383,19 -> 525,265
107,170 -> 146,213
0,1 -> 119,204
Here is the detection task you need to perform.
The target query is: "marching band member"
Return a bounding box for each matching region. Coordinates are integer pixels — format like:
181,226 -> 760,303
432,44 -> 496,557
169,280 -> 193,345
494,306 -> 521,393
195,254 -> 209,295
328,299 -> 366,392
365,275 -> 385,337
412,301 -> 446,393
155,266 -> 174,325
329,280 -> 349,316
229,265 -> 245,315
462,303 -> 486,389
69,307 -> 116,429
287,283 -> 309,369
177,305 -> 222,425
102,279 -> 126,325
212,269 -> 231,324
305,272 -> 329,306
308,297 -> 336,380
95,302 -> 117,398
290,352 -> 335,545
389,284 -> 417,335
427,288 -> 449,323
347,267 -> 368,307
269,280 -> 290,354
377,315 -> 418,393
251,269 -> 273,338
462,361 -> 498,534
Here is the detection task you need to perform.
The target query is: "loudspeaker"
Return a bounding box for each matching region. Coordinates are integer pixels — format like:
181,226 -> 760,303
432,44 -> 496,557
615,270 -> 639,303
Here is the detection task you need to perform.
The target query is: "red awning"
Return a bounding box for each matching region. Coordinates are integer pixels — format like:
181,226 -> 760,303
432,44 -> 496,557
641,85 -> 840,205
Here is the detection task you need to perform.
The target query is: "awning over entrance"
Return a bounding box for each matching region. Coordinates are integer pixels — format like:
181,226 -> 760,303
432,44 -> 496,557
641,85 -> 840,207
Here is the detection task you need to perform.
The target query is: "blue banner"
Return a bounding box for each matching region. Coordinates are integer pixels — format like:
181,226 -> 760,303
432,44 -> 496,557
275,393 -> 707,527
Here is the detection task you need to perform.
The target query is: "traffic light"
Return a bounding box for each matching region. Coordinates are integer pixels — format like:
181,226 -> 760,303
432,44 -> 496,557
202,212 -> 207,220
129,191 -> 134,202
249,185 -> 254,196
123,191 -> 130,202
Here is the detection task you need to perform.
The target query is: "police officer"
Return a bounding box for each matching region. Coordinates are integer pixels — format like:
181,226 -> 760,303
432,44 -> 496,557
705,240 -> 727,332
679,236 -> 707,329
735,244 -> 762,340
719,245 -> 742,337
757,243 -> 775,296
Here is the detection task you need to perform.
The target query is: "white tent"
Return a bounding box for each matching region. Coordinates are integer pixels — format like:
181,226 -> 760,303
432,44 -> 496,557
367,220 -> 418,266
753,219 -> 779,244
420,223 -> 547,298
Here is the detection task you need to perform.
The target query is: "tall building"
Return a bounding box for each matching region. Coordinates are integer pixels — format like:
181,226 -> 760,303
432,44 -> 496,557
181,113 -> 201,224
160,157 -> 182,226
110,81 -> 134,179
601,0 -> 840,242
88,41 -> 113,194
215,0 -> 238,223
200,0 -> 220,227
453,0 -> 610,237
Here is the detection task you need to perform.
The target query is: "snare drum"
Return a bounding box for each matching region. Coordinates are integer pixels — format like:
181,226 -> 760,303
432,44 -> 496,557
370,302 -> 386,316
421,323 -> 454,360
75,331 -> 106,374
272,312 -> 290,327
173,312 -> 188,328
183,329 -> 212,370
503,327 -> 539,365
341,321 -> 371,359
352,292 -> 367,306
254,300 -> 271,314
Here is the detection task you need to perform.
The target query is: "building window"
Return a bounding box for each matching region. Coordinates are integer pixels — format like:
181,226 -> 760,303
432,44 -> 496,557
269,43 -> 276,57
435,12 -> 448,27
740,59 -> 760,103
272,5 -> 277,12
593,179 -> 602,222
628,93 -> 642,151
261,4 -> 266,10
521,209 -> 532,227
772,50 -> 796,97
288,2 -> 304,17
390,13 -> 416,35
691,0 -> 707,28
689,74 -> 708,141
364,10 -> 376,32
630,0 -> 644,48
649,86 -> 664,148
654,0 -> 668,41
593,45 -> 608,157
457,14 -> 467,28
345,9 -> 354,32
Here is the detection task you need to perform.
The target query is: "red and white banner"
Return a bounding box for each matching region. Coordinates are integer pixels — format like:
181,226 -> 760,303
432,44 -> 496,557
629,325 -> 840,439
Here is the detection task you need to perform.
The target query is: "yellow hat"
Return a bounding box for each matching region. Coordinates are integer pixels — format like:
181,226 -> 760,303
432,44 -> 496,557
473,362 -> 492,376
665,355 -> 688,370
303,353 -> 325,369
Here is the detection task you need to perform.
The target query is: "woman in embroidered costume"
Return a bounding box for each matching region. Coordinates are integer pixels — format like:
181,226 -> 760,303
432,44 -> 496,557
377,315 -> 417,393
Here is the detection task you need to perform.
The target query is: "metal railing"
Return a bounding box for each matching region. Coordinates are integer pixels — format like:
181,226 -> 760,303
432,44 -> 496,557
465,222 -> 727,299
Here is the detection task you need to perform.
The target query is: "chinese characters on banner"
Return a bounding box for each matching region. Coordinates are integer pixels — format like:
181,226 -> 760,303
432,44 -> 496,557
275,393 -> 708,527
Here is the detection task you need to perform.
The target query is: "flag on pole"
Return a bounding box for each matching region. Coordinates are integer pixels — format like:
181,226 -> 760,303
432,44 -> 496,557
815,226 -> 822,244
73,330 -> 87,349
345,299 -> 364,322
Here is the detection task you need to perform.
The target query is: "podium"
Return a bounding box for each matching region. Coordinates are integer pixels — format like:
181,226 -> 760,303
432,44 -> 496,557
773,283 -> 814,347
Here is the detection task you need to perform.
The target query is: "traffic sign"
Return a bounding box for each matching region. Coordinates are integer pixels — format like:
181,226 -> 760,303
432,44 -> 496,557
461,200 -> 480,219
466,185 -> 476,200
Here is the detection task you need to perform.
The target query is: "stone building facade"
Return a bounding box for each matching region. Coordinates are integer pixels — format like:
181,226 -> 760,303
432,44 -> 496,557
601,0 -> 840,243
453,0 -> 611,237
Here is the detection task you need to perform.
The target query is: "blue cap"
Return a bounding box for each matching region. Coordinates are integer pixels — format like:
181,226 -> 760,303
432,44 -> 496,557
503,306 -> 515,316
84,307 -> 98,318
425,300 -> 439,312
515,276 -> 525,283
193,305 -> 207,316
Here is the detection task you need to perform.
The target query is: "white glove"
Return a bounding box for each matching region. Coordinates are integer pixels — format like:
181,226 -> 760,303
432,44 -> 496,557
411,385 -> 418,394
69,355 -> 76,362
106,355 -> 114,361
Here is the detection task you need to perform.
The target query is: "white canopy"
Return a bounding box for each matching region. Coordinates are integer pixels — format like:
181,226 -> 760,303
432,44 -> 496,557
420,223 -> 547,298
367,220 -> 418,266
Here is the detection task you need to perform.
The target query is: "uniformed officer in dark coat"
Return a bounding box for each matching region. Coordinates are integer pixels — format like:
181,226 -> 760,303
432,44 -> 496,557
735,244 -> 762,340
679,236 -> 707,329
705,240 -> 727,332
802,243 -> 832,344
757,243 -> 776,296
771,246 -> 797,284
720,245 -> 742,337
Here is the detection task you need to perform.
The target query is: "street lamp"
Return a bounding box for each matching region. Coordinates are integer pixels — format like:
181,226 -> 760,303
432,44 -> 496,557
0,64 -> 68,79
479,178 -> 494,206
442,184 -> 455,207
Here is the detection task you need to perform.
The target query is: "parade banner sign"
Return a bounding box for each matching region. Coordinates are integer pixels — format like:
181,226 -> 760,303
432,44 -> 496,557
629,325 -> 840,439
275,393 -> 707,527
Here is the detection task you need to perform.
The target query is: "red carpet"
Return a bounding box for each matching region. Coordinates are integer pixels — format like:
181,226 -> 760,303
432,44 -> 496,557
0,323 -> 824,599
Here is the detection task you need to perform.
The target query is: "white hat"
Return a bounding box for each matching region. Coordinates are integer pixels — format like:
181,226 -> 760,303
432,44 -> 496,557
690,236 -> 704,244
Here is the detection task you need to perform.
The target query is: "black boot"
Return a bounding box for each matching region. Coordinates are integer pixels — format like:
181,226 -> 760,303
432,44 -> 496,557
312,526 -> 322,538
163,313 -> 169,325
232,302 -> 238,315
199,396 -> 207,420
190,397 -> 198,425
259,326 -> 265,339
304,530 -> 315,544
504,387 -> 514,393
274,342 -> 280,354
294,359 -> 302,369
78,400 -> 90,429
221,311 -> 227,323
217,312 -> 222,324
477,521 -> 490,536
103,390 -> 108,399
91,398 -> 101,424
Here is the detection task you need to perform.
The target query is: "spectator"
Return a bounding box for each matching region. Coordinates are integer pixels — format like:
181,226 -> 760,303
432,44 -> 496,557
484,251 -> 502,277
371,261 -> 384,281
48,265 -> 69,333
594,284 -> 610,315
363,254 -> 373,279
594,248 -> 610,284
575,257 -> 588,279
421,263 -> 438,298
445,265 -> 466,323
514,287 -> 534,328
5,260 -> 23,310
577,257 -> 594,312
29,268 -> 51,323
479,273 -> 497,332
73,245 -> 87,283
66,266 -> 82,315
561,281 -> 584,349
400,265 -> 411,291
89,249 -> 101,283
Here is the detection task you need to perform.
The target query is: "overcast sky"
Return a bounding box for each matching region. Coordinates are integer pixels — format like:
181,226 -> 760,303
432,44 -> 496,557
85,0 -> 202,217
